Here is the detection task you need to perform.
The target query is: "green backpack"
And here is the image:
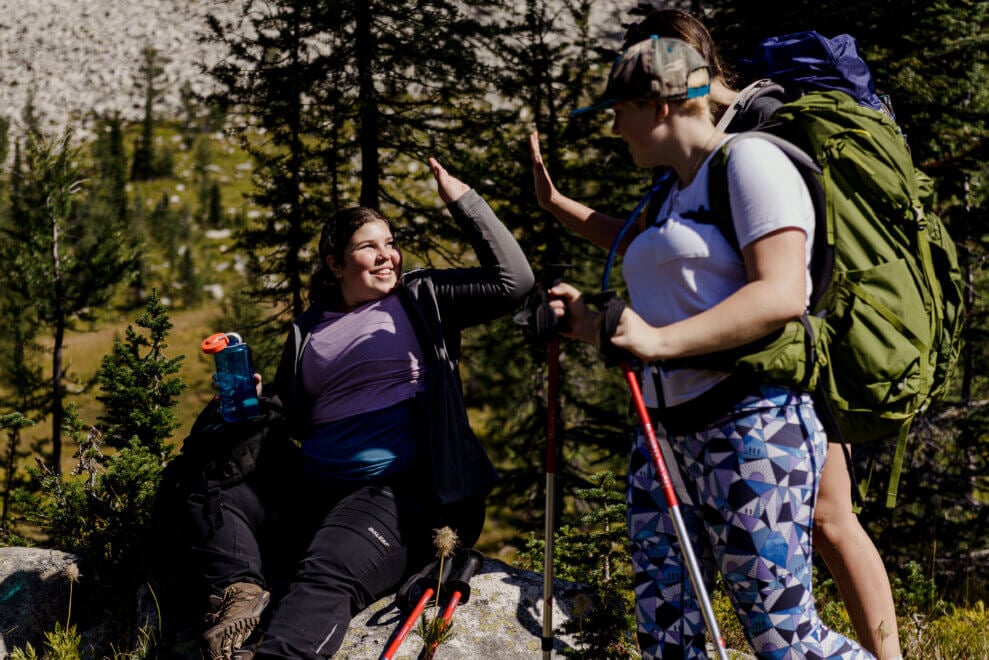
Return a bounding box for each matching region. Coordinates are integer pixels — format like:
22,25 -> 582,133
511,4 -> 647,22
701,90 -> 965,507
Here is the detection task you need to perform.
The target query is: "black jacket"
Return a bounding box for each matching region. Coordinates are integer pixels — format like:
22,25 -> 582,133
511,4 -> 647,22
274,190 -> 534,504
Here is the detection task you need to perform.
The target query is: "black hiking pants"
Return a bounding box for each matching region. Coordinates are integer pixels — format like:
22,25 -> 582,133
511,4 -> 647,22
182,468 -> 485,659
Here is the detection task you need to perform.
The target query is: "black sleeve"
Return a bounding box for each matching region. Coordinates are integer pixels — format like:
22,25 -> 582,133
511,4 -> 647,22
425,189 -> 535,328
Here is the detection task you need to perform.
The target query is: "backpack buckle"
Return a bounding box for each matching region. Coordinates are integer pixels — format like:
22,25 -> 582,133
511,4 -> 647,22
913,206 -> 926,228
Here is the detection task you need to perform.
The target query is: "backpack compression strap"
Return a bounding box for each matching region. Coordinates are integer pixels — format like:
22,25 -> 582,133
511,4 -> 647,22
716,79 -> 788,133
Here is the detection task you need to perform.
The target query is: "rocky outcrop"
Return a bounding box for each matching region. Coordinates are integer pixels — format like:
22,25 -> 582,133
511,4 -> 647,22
0,547 -> 79,658
337,555 -> 586,658
0,546 -> 595,659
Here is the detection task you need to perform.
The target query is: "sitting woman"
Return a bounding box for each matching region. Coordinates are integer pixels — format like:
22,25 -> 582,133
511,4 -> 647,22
183,157 -> 534,659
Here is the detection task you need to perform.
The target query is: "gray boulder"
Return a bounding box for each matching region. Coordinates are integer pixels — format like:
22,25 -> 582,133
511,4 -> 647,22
0,547 -> 596,658
0,547 -> 80,658
338,555 -> 587,658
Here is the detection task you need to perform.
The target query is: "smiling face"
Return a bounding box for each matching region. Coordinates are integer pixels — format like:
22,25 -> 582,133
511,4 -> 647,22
328,219 -> 401,310
611,99 -> 665,168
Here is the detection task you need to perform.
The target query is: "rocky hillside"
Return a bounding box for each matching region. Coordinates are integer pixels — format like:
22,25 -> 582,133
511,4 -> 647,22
0,0 -> 635,143
0,0 -> 244,140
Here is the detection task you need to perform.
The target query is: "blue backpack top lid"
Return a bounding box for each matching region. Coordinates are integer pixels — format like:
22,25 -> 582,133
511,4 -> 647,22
740,31 -> 883,112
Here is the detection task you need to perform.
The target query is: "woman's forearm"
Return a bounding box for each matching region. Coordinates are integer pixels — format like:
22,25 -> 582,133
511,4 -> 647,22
543,191 -> 631,253
448,190 -> 535,298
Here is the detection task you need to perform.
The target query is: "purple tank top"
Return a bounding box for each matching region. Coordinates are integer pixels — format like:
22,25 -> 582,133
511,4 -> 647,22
301,293 -> 426,425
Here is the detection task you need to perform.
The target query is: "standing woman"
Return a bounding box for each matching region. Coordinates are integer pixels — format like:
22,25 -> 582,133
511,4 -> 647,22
531,10 -> 901,658
546,37 -> 873,659
187,158 -> 534,659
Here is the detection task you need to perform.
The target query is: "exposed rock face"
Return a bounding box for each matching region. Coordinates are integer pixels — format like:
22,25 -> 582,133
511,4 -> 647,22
0,547 -> 79,657
0,547 -> 596,659
0,0 -> 636,142
0,0 -> 246,140
338,555 -> 587,658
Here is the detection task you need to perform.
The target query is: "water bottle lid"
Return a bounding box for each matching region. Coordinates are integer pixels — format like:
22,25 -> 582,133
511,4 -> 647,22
202,332 -> 230,354
202,332 -> 244,354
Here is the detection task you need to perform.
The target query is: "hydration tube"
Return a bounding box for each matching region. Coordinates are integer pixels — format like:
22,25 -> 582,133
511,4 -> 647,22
600,172 -> 672,291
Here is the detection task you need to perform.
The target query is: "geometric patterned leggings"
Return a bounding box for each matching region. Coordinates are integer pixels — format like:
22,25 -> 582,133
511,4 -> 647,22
627,384 -> 875,660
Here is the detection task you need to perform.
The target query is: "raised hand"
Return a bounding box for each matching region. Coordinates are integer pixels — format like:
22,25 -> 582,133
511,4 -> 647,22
429,157 -> 470,203
529,131 -> 558,212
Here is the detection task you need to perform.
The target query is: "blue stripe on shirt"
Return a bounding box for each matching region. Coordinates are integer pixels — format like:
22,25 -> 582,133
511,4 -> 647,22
300,399 -> 418,481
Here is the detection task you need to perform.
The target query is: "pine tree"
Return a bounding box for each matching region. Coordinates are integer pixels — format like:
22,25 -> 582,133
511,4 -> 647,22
0,121 -> 47,522
90,112 -> 129,226
517,469 -> 636,656
12,402 -> 166,649
204,0 -> 336,324
130,45 -> 167,182
0,116 -> 9,166
0,412 -> 35,524
95,290 -> 186,454
2,129 -> 139,473
12,293 -> 184,649
0,282 -> 47,521
206,180 -> 223,227
179,245 -> 205,308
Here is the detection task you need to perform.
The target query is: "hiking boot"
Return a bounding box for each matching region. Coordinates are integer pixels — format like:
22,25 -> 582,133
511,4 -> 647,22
202,582 -> 270,660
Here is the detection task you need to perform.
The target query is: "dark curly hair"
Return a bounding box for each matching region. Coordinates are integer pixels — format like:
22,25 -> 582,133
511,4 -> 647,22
309,206 -> 393,307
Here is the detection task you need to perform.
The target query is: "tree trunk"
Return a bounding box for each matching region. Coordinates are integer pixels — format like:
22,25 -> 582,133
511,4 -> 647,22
2,428 -> 20,522
286,7 -> 306,318
355,0 -> 380,209
50,213 -> 64,474
960,176 -> 974,404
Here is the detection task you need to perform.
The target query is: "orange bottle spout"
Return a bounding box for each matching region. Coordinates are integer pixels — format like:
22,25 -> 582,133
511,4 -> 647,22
201,332 -> 231,354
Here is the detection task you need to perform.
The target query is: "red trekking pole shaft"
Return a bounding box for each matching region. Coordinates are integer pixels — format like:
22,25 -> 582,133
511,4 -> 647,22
439,591 -> 463,625
427,549 -> 484,655
621,362 -> 729,660
542,334 -> 560,659
381,587 -> 434,660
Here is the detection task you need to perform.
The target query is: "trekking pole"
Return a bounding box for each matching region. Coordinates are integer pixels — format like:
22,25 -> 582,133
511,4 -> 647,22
541,264 -> 570,659
382,558 -> 455,660
620,361 -> 729,660
542,329 -> 559,660
423,549 -> 485,658
381,587 -> 434,660
512,264 -> 571,659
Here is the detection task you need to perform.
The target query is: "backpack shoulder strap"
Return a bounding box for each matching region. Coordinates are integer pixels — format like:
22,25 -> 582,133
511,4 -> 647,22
705,132 -> 819,241
707,131 -> 831,308
642,171 -> 678,228
717,79 -> 788,132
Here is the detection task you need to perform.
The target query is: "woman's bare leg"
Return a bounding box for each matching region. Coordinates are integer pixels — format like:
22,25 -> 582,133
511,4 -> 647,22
813,444 -> 902,659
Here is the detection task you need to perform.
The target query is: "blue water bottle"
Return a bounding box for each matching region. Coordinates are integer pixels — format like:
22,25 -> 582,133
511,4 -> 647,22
201,332 -> 261,422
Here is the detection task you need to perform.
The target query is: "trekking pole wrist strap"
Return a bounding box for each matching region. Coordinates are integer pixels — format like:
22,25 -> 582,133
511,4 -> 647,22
587,290 -> 630,366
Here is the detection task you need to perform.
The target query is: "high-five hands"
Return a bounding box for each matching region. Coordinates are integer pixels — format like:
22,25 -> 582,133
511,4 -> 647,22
429,158 -> 470,204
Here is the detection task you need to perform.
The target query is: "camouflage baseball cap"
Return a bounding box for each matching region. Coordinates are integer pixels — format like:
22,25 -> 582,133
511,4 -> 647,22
572,36 -> 711,116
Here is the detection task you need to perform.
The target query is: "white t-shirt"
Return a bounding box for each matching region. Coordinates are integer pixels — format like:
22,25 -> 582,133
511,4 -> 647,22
622,136 -> 814,407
